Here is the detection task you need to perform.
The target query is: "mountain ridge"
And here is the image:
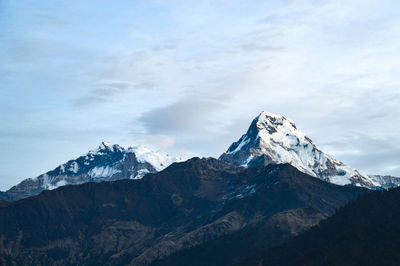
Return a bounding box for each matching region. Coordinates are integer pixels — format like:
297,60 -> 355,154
0,158 -> 365,265
1,111 -> 398,202
237,186 -> 400,266
0,141 -> 181,201
220,111 -> 400,189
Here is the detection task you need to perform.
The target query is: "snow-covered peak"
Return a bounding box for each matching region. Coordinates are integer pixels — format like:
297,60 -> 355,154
100,141 -> 113,149
231,112 -> 309,153
127,145 -> 182,171
255,111 -> 305,138
220,112 -> 379,189
226,112 -> 309,156
2,142 -> 182,201
258,111 -> 291,123
86,141 -> 125,156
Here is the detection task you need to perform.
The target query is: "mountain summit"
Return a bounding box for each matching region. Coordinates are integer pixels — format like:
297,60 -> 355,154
0,142 -> 181,201
220,111 -> 397,189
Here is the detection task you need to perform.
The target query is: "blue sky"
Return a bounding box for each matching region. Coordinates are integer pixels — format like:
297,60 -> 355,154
1,0 -> 400,190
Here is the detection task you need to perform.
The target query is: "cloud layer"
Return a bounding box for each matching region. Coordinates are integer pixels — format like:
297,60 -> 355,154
1,0 -> 400,189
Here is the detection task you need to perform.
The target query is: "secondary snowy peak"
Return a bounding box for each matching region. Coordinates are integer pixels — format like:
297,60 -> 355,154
2,142 -> 181,201
95,141 -> 124,153
220,112 -> 382,189
127,145 -> 179,171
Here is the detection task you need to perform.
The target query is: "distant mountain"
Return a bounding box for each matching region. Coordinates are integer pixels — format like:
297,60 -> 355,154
0,158 -> 364,265
0,141 -> 181,201
238,186 -> 400,266
220,111 -> 400,189
2,112 -> 398,202
369,174 -> 400,190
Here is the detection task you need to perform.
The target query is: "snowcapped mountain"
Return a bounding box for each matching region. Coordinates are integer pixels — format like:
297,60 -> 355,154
1,141 -> 181,201
220,111 -> 399,189
369,175 -> 400,190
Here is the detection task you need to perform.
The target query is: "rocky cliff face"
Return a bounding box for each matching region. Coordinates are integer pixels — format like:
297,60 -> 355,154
220,111 -> 399,189
1,141 -> 181,201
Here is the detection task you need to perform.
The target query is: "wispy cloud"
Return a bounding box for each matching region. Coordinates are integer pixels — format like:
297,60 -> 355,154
74,81 -> 157,106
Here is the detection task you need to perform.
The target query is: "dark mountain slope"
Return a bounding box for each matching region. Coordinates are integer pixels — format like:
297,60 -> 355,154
151,167 -> 366,266
239,188 -> 400,266
0,158 -> 364,265
151,207 -> 323,266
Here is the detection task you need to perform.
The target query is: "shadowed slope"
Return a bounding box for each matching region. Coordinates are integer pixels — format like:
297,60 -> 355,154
238,188 -> 400,266
0,158 -> 364,265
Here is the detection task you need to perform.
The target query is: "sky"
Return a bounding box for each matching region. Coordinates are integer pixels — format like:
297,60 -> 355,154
1,0 -> 400,190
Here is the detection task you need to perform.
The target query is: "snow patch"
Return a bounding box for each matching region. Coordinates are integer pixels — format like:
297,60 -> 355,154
227,137 -> 250,154
41,174 -> 68,190
128,145 -> 182,171
242,155 -> 254,167
68,162 -> 79,174
47,180 -> 68,190
329,175 -> 352,186
131,169 -> 150,180
88,166 -> 121,178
